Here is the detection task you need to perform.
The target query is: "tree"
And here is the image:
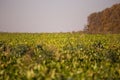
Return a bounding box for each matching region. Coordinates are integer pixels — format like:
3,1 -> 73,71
85,3 -> 120,33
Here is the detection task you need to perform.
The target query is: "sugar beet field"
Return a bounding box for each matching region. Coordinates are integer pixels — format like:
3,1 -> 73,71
0,33 -> 120,80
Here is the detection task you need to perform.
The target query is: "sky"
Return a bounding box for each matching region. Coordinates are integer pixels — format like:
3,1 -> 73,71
0,0 -> 120,32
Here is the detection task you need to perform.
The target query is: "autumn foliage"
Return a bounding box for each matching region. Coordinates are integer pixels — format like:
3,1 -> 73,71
85,3 -> 120,33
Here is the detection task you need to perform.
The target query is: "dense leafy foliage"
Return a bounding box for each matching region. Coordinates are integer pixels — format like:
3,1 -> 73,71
86,3 -> 120,33
0,33 -> 120,79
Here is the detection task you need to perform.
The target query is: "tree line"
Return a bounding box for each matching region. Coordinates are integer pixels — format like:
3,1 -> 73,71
84,3 -> 120,34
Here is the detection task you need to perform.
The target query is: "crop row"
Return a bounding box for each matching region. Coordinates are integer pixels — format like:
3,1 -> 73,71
0,33 -> 120,79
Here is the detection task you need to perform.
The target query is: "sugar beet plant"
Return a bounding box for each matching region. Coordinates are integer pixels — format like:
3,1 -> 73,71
0,33 -> 120,80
